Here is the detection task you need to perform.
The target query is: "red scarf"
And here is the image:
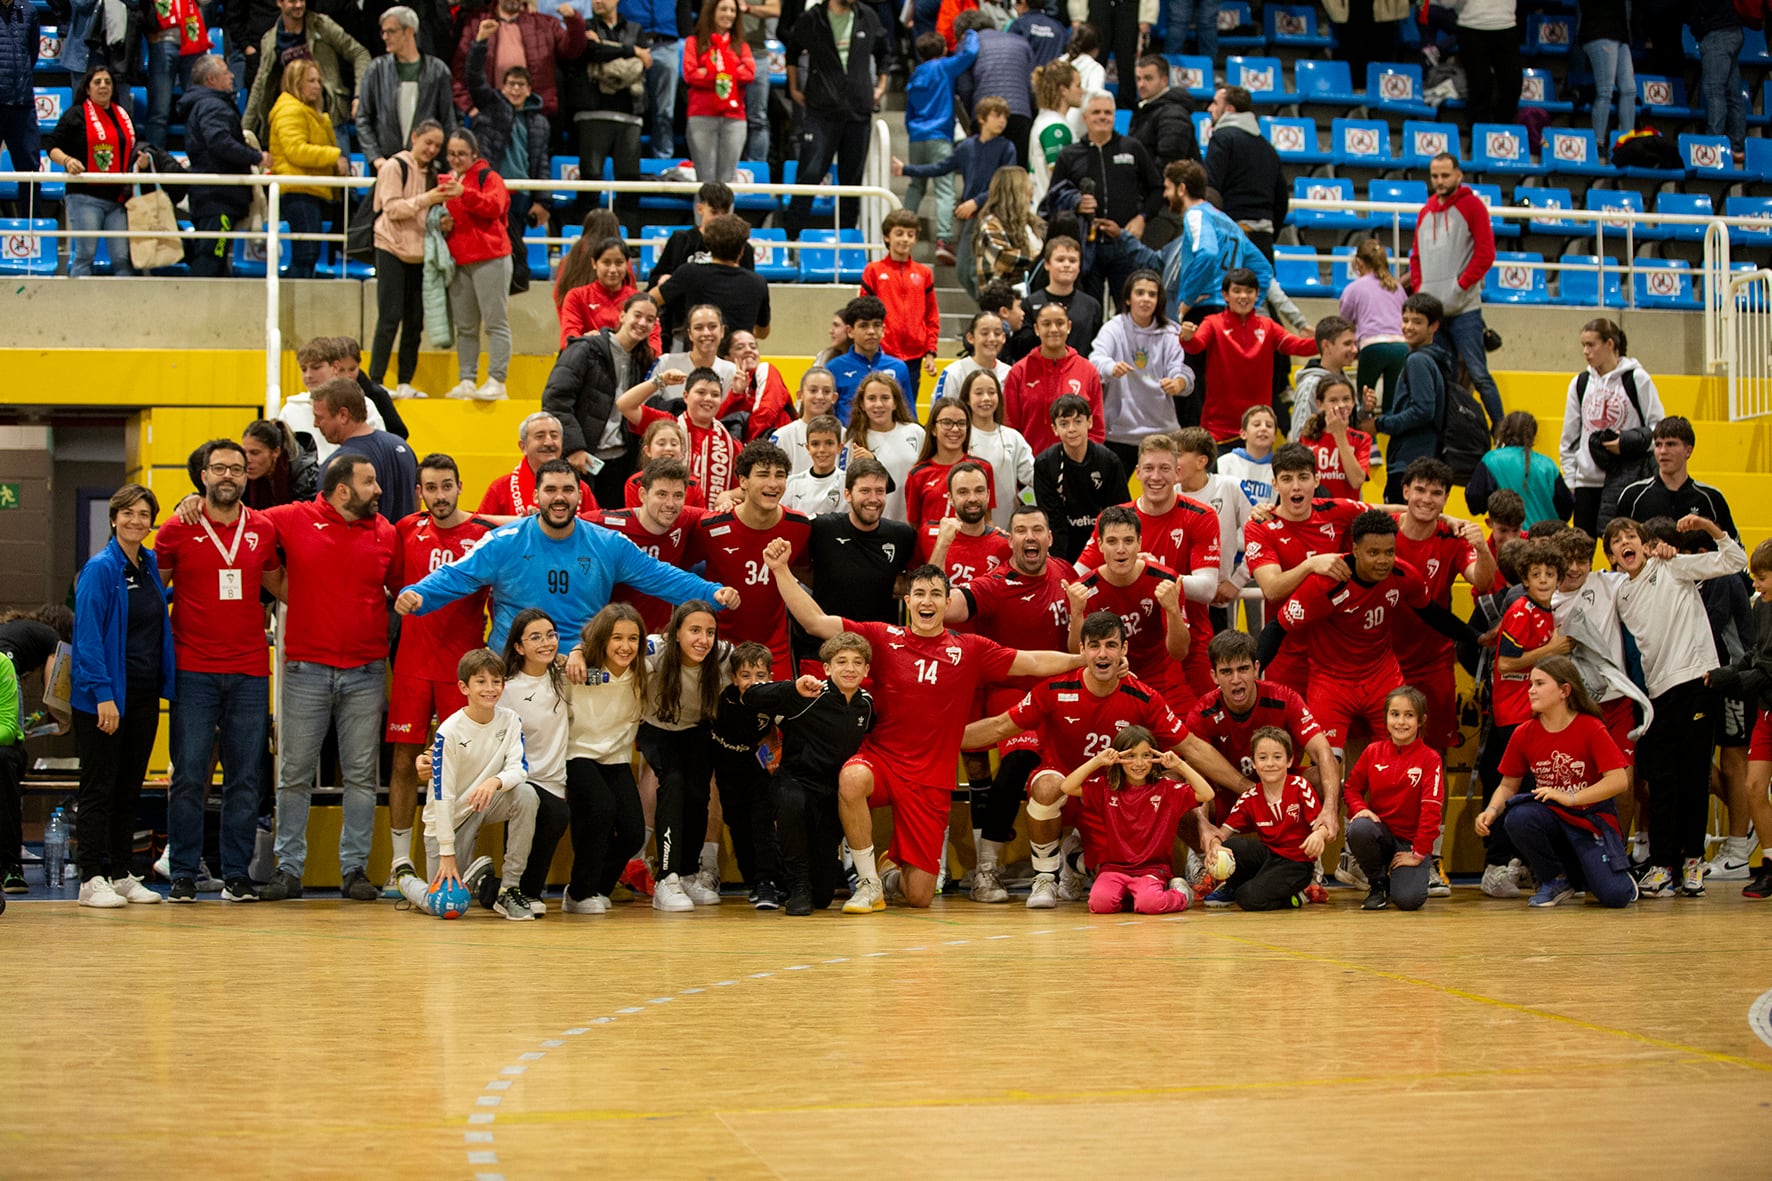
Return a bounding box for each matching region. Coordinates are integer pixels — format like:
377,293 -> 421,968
82,99 -> 135,176
151,0 -> 209,55
683,414 -> 738,497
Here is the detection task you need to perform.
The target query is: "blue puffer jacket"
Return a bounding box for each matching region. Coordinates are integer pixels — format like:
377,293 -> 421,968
72,538 -> 176,715
619,0 -> 680,40
0,0 -> 41,107
904,30 -> 977,143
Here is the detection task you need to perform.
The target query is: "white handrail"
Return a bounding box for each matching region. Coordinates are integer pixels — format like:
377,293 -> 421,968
1704,221 -> 1732,373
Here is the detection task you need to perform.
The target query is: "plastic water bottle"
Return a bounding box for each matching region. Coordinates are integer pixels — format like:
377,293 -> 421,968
43,809 -> 67,889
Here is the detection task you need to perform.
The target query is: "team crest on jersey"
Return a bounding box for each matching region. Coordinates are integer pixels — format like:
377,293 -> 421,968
1385,589 -> 1400,606
882,543 -> 897,562
1170,528 -> 1186,548
1090,471 -> 1103,488
1139,598 -> 1154,614
945,646 -> 963,665
578,556 -> 593,574
244,531 -> 261,550
1319,523 -> 1335,537
1406,766 -> 1422,788
1067,379 -> 1081,394
1426,558 -> 1442,579
671,529 -> 683,546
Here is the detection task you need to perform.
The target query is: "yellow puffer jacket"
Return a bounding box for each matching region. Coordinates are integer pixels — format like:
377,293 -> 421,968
267,92 -> 341,200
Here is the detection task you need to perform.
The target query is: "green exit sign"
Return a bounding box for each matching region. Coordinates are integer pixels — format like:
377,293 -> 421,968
0,483 -> 18,510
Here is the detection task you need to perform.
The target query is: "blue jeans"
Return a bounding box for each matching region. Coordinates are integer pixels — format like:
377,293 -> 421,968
282,192 -> 326,279
0,104 -> 38,179
145,37 -> 197,149
1439,309 -> 1502,427
1584,38 -> 1634,144
1504,798 -> 1637,907
169,670 -> 268,881
1168,0 -> 1218,59
1699,26 -> 1747,152
644,37 -> 681,158
66,193 -> 134,277
743,70 -> 770,162
913,0 -> 942,39
904,137 -> 955,244
275,659 -> 384,880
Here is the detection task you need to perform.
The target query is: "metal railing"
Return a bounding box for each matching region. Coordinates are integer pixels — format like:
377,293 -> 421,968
1725,269 -> 1772,422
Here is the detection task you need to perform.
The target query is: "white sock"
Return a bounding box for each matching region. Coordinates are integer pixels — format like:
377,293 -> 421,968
1031,840 -> 1060,875
976,835 -> 1003,871
1431,830 -> 1444,857
390,827 -> 413,867
852,844 -> 878,883
399,872 -> 429,909
700,841 -> 720,875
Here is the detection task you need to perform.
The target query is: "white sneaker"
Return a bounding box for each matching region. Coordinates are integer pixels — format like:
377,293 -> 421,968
152,848 -> 171,880
881,867 -> 906,902
1168,877 -> 1197,910
393,383 -> 427,400
1333,845 -> 1369,890
472,378 -> 508,401
1027,871 -> 1059,909
969,866 -> 1008,903
1637,864 -> 1677,898
587,893 -> 611,913
1680,857 -> 1707,897
562,887 -> 608,915
1704,837 -> 1756,880
1480,864 -> 1521,899
683,868 -> 722,905
651,873 -> 695,912
77,875 -> 127,909
1427,855 -> 1451,897
842,877 -> 884,913
445,379 -> 478,400
112,874 -> 162,904
528,896 -> 547,917
1506,857 -> 1533,890
1057,861 -> 1088,901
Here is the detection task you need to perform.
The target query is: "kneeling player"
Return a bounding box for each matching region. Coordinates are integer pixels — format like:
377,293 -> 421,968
1342,687 -> 1444,911
1206,728 -> 1329,911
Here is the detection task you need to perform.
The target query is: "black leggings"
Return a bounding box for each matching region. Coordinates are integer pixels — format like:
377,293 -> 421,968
565,758 -> 644,899
520,787 -> 572,899
1223,834 -> 1315,911
0,742 -> 25,876
977,749 -> 1040,845
712,745 -> 779,887
774,775 -> 843,909
637,723 -> 716,878
370,250 -> 424,386
1478,720 -> 1523,867
73,685 -> 162,880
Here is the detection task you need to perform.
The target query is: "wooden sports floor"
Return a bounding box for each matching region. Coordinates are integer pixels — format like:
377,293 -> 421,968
7,890 -> 1772,1178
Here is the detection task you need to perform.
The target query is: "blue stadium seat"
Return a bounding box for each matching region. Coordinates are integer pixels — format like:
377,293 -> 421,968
16,151 -> 65,200
730,160 -> 775,214
1170,56 -> 1217,100
129,85 -> 147,124
1655,191 -> 1715,242
1365,178 -> 1425,233
1484,251 -> 1550,304
1224,56 -> 1292,104
1470,124 -> 1541,176
1518,186 -> 1583,234
0,218 -> 57,275
1633,258 -> 1702,310
1467,182 -> 1520,239
1264,5 -> 1332,48
555,224 -> 582,274
1274,246 -> 1330,294
1261,116 -> 1330,166
1519,68 -> 1574,114
35,26 -> 61,71
550,156 -> 582,211
779,159 -> 835,217
1585,188 -> 1666,242
1723,196 -> 1772,247
637,157 -> 695,212
636,224 -> 687,280
1365,62 -> 1434,118
1328,245 -> 1356,295
1679,134 -> 1755,182
749,227 -> 798,281
1746,136 -> 1772,183
1292,60 -> 1360,106
1540,127 -> 1612,179
1745,27 -> 1772,68
1113,109 -> 1131,134
524,225 -> 549,277
1637,75 -> 1701,121
798,228 -> 865,283
34,86 -> 70,133
1289,176 -> 1365,230
1399,120 -> 1461,171
1524,12 -> 1575,56
1216,1 -> 1265,50
315,236 -> 372,280
232,222 -> 291,277
1330,117 -> 1393,170
1557,254 -> 1624,307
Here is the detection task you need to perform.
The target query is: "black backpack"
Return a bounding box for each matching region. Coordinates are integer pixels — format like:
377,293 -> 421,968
345,157 -> 410,263
1576,367 -> 1652,476
1436,371 -> 1491,484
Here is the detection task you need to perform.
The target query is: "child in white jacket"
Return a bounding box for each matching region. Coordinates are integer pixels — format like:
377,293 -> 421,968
1089,270 -> 1194,465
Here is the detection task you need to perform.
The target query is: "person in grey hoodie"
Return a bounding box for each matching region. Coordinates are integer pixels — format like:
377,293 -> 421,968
1365,292 -> 1456,503
1408,152 -> 1502,428
1088,268 -> 1193,471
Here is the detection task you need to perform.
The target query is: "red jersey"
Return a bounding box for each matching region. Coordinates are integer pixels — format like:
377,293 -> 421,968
629,405 -> 740,497
1278,559 -> 1430,683
914,522 -> 1011,586
1391,518 -> 1480,673
690,509 -> 813,676
391,512 -> 494,681
1186,681 -> 1324,781
1078,495 -> 1221,647
1180,311 -> 1318,441
154,505 -> 280,676
1242,497 -> 1366,582
1223,774 -> 1324,862
261,497 -> 399,667
1343,737 -> 1445,855
902,456 -> 997,527
1077,563 -> 1180,693
1002,347 -> 1106,454
1006,673 -> 1189,773
1298,429 -> 1373,500
1082,777 -> 1201,877
861,256 -> 941,362
589,506 -> 705,635
476,462 -> 600,519
621,469 -> 707,510
962,558 -> 1077,654
842,618 -> 1017,785
1494,595 -> 1557,726
1498,713 -> 1628,834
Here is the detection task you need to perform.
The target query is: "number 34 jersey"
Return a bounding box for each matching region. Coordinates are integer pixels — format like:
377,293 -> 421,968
690,509 -> 814,677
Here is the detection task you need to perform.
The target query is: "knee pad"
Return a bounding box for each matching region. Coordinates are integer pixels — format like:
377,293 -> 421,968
1025,795 -> 1065,822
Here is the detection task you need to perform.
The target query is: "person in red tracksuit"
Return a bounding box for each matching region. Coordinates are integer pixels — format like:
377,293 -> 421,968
1342,686 -> 1445,912
1178,267 -> 1318,446
1003,301 -> 1106,454
861,209 -> 942,410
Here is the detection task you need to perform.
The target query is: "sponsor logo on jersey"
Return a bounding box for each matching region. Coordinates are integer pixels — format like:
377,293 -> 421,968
710,525 -> 732,537
1057,692 -> 1079,702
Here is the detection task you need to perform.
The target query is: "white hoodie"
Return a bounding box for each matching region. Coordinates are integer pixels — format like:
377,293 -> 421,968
1557,356 -> 1663,491
425,705 -> 529,857
1615,537 -> 1747,698
1089,313 -> 1195,445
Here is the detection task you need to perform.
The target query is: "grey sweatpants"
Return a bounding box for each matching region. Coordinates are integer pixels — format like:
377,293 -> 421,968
425,782 -> 539,889
447,254 -> 513,383
1345,816 -> 1433,911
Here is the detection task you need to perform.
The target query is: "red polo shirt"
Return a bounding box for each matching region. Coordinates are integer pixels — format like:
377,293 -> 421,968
154,505 -> 281,675
262,497 -> 399,667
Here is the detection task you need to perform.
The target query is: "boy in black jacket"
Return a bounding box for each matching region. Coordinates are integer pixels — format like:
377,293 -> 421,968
742,631 -> 875,915
1706,537 -> 1772,899
1032,395 -> 1131,562
711,643 -> 786,909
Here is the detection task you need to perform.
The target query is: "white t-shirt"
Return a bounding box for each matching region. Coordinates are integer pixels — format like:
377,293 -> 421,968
566,667 -> 643,763
1183,472 -> 1253,585
966,422 -> 1036,529
1216,449 -> 1275,508
501,669 -> 569,798
931,356 -> 1011,405
649,353 -> 737,407
1552,573 -> 1627,703
782,466 -> 846,516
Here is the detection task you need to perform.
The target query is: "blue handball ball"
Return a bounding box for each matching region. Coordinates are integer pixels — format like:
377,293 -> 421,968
427,878 -> 472,919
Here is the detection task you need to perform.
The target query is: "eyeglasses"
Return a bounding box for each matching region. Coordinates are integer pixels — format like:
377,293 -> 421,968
207,463 -> 247,476
936,419 -> 968,431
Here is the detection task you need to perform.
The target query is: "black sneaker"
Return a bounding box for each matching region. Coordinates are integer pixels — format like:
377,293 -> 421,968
221,877 -> 260,902
753,880 -> 781,911
340,867 -> 378,901
1743,865 -> 1772,900
1361,878 -> 1390,911
169,876 -> 198,903
785,884 -> 813,917
258,869 -> 303,901
2,870 -> 26,894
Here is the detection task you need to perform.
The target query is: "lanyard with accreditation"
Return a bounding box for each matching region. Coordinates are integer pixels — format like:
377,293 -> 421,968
201,513 -> 246,601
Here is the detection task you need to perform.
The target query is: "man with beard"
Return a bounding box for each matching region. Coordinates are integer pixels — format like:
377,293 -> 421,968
154,439 -> 286,903
312,379 -> 419,525
919,462 -> 1011,583
795,458 -> 917,674
259,455 -> 400,902
477,411 -> 602,520
590,458 -> 707,635
384,454 -> 498,888
396,459 -> 738,655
